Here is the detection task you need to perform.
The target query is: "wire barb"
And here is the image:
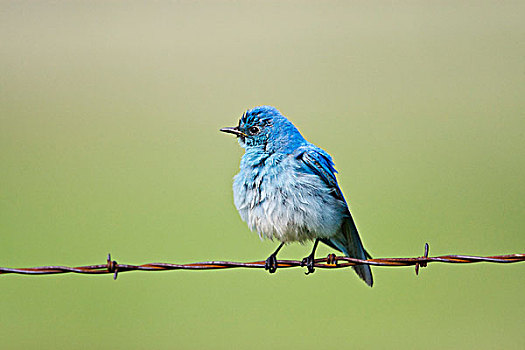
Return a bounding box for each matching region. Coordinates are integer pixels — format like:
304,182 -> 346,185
107,254 -> 119,280
326,253 -> 338,266
0,244 -> 523,278
415,243 -> 430,275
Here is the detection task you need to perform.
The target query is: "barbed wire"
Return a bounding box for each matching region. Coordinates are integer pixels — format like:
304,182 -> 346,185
1,244 -> 523,280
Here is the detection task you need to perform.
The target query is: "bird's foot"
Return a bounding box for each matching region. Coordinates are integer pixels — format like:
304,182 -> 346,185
265,242 -> 285,274
301,254 -> 316,275
265,254 -> 278,273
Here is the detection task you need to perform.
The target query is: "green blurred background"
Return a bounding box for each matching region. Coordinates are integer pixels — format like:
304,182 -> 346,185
1,1 -> 524,349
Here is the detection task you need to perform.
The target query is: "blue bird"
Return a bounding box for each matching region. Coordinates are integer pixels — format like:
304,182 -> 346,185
220,106 -> 373,286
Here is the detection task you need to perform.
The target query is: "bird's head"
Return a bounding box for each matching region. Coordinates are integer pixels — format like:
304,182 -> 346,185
220,106 -> 305,153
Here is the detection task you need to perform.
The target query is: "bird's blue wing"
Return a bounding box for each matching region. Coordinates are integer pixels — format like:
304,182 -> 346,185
295,145 -> 374,286
295,146 -> 346,202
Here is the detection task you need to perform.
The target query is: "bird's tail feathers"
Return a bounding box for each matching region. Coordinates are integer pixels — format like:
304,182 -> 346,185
326,217 -> 373,287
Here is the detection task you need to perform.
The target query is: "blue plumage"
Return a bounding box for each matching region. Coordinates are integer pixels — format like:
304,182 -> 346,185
221,106 -> 373,286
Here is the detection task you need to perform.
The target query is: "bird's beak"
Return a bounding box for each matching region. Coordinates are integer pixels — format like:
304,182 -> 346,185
220,126 -> 247,137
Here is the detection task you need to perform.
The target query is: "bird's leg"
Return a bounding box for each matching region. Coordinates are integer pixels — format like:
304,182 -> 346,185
301,239 -> 320,275
265,242 -> 285,273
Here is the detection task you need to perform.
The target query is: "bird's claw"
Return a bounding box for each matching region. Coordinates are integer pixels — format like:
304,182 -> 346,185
265,254 -> 278,273
301,255 -> 315,275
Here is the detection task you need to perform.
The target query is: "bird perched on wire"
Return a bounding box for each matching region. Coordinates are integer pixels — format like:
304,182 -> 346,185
220,106 -> 373,286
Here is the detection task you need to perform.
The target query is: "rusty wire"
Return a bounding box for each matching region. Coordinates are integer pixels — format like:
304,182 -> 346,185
0,244 -> 523,280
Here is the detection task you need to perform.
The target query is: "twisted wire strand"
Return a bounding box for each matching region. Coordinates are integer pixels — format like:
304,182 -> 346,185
1,244 -> 523,280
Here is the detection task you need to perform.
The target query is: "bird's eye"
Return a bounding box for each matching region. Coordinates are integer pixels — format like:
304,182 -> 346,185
248,126 -> 260,135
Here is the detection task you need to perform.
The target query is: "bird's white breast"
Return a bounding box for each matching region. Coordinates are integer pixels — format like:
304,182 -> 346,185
233,153 -> 347,242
